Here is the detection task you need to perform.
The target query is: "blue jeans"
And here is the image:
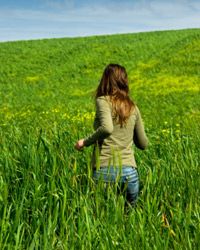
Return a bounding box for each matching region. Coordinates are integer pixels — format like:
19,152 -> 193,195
93,166 -> 139,206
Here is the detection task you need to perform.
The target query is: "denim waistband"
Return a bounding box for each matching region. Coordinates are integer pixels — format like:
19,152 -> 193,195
93,166 -> 138,183
94,166 -> 137,177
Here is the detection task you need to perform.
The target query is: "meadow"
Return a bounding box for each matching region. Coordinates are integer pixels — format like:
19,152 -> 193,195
0,28 -> 200,249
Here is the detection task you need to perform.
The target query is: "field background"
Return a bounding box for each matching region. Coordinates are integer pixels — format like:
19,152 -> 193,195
0,28 -> 200,249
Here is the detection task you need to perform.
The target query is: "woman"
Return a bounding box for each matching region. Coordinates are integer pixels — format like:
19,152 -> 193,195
75,64 -> 148,205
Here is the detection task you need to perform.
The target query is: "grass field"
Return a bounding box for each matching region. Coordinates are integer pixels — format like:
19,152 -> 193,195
0,28 -> 200,249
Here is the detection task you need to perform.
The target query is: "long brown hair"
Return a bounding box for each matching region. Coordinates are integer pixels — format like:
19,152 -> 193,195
96,64 -> 134,127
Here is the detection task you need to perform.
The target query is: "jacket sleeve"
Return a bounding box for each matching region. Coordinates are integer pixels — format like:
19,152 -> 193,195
84,97 -> 113,147
133,106 -> 148,150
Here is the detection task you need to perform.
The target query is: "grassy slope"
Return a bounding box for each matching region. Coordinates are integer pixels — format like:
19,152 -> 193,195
0,29 -> 200,249
0,28 -> 200,129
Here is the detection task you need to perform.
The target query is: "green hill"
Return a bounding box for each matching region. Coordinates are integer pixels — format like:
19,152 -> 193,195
0,28 -> 199,125
0,29 -> 200,249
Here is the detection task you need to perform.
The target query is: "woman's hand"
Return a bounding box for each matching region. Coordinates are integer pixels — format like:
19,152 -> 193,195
75,139 -> 85,151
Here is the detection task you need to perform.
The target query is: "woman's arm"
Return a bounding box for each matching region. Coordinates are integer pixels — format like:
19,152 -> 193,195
133,106 -> 148,150
75,97 -> 113,150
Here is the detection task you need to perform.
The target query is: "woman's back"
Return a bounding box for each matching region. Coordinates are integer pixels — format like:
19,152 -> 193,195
84,96 -> 148,168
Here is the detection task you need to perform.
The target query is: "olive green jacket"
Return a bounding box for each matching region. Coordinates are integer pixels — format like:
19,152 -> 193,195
84,96 -> 148,168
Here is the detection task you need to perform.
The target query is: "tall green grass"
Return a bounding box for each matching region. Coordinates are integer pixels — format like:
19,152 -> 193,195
0,28 -> 200,249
